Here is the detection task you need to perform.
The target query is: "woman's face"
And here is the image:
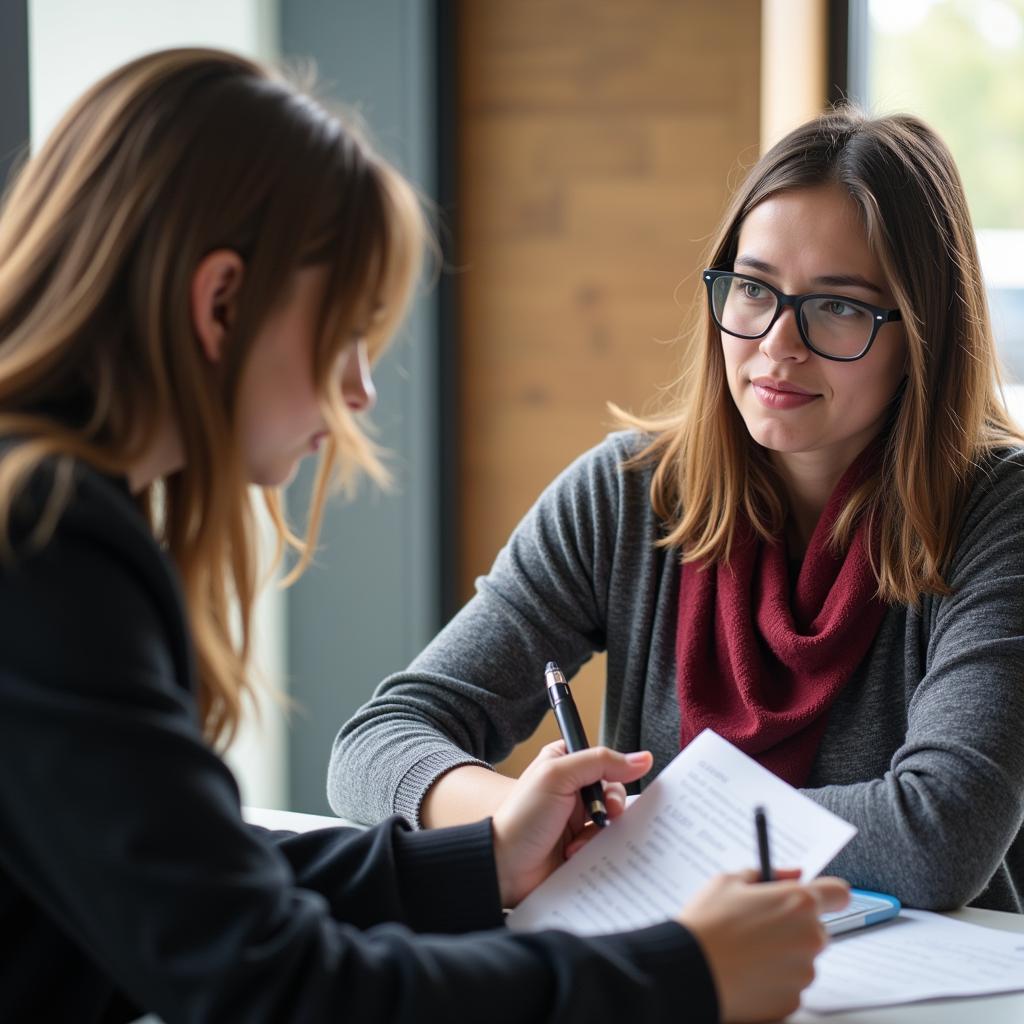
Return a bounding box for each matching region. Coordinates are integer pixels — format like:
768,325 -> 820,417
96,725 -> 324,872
720,184 -> 907,477
236,265 -> 376,487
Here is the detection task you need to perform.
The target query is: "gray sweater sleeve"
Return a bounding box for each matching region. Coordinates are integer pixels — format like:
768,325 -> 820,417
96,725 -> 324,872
805,452 -> 1024,910
328,434 -> 629,826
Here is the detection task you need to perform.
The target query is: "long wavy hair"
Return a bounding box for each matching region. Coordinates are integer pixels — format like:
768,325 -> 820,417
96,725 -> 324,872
0,48 -> 426,746
617,106 -> 1021,604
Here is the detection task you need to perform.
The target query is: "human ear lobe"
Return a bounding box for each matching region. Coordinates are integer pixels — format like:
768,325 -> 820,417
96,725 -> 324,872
190,249 -> 244,364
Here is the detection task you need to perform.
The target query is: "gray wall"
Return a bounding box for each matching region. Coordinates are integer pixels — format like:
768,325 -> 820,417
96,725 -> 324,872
0,1 -> 29,190
280,0 -> 441,813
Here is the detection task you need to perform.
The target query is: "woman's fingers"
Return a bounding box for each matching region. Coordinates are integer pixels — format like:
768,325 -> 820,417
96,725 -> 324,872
535,746 -> 652,794
720,872 -> 850,915
735,866 -> 801,883
805,876 -> 851,914
534,739 -> 569,761
565,823 -> 599,858
602,782 -> 627,817
769,867 -> 802,881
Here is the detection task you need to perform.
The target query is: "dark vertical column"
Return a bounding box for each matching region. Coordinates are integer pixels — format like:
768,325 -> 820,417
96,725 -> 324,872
280,0 -> 442,813
827,0 -> 851,104
0,0 -> 30,192
436,0 -> 461,623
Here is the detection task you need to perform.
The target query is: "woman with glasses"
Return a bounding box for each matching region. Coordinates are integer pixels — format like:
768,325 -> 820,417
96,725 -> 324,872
333,107 -> 1024,914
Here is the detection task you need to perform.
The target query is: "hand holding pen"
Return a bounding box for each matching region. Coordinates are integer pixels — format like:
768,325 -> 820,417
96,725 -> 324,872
490,736 -> 653,907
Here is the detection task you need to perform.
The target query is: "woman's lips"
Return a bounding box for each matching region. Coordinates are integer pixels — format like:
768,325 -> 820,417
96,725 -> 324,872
750,377 -> 820,409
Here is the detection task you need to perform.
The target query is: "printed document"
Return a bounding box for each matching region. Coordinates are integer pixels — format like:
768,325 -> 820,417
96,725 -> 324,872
799,909 -> 1024,1013
507,729 -> 856,934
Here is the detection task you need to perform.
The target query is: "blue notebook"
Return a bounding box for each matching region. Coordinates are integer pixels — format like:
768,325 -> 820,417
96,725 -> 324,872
820,888 -> 901,936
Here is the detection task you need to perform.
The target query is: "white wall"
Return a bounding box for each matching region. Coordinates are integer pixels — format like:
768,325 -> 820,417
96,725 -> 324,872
229,498 -> 289,809
1006,386 -> 1024,424
28,0 -> 278,141
28,0 -> 288,809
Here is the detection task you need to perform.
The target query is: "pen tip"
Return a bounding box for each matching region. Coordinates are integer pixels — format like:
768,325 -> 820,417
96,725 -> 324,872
544,660 -> 558,673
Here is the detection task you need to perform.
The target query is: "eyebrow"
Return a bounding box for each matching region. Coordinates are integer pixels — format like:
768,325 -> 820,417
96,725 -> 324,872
733,255 -> 884,296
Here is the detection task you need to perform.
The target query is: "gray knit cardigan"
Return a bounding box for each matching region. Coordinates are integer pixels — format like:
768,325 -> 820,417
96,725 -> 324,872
330,432 -> 1024,912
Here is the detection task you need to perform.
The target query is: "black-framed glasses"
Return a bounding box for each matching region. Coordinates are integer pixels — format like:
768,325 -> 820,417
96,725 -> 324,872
702,269 -> 902,362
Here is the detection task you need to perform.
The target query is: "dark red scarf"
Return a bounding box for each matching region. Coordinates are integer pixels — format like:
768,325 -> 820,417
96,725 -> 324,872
675,448 -> 886,786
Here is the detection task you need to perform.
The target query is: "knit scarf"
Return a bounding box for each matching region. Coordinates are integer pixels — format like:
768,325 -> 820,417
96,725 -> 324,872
675,447 -> 886,786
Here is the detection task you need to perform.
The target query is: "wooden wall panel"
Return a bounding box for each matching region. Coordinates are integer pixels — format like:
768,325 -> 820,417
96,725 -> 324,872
456,0 -> 761,775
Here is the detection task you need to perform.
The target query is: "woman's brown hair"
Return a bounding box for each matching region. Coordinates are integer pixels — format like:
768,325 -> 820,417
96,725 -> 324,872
617,106 -> 1021,603
0,48 -> 426,746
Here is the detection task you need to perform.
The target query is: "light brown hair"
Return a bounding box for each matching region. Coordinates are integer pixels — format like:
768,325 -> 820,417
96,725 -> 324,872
617,106 -> 1021,603
0,48 -> 426,745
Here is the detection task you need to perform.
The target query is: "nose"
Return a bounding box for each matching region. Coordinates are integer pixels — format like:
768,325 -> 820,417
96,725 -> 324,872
758,306 -> 808,363
340,339 -> 377,413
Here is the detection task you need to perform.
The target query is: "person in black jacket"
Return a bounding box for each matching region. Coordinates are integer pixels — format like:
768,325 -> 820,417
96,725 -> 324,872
0,48 -> 847,1024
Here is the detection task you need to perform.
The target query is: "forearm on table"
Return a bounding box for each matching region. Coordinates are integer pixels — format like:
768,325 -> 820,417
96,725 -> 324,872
419,764 -> 516,829
806,764 -> 1023,909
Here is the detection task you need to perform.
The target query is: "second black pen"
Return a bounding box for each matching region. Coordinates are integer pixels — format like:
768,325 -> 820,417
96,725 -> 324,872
543,660 -> 609,828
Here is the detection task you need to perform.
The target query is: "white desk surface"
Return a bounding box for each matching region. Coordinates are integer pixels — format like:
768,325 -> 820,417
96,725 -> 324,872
243,805 -> 354,832
244,808 -> 1024,1022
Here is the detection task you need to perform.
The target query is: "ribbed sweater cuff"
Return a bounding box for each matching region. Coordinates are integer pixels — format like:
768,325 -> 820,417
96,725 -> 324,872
392,818 -> 504,934
394,749 -> 492,828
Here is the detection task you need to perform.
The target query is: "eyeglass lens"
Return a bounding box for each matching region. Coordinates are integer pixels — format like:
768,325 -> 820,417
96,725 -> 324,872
711,274 -> 874,358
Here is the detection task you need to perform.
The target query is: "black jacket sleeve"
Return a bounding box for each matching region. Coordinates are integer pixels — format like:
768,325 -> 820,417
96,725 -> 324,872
0,469 -> 718,1024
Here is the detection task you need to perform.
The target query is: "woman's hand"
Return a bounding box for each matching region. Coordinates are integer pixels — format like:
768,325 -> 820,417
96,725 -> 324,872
491,740 -> 653,907
679,870 -> 850,1023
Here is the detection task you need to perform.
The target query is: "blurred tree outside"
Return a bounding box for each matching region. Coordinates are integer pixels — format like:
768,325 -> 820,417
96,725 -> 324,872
869,0 -> 1024,229
868,0 -> 1024,381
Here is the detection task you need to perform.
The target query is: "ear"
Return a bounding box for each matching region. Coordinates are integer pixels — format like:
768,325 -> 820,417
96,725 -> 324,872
190,249 -> 245,364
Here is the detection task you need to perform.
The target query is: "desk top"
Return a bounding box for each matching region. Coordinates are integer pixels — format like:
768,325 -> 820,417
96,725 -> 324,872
243,808 -> 1024,1022
243,805 -> 352,832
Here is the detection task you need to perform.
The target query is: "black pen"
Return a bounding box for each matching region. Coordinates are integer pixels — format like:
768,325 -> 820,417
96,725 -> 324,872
754,805 -> 772,882
544,660 -> 609,828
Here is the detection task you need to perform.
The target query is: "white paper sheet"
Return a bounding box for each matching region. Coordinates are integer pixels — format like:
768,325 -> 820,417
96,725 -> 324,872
507,728 -> 857,935
801,909 -> 1024,1013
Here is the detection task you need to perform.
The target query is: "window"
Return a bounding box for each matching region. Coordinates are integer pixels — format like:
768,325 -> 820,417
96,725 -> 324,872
855,0 -> 1024,389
